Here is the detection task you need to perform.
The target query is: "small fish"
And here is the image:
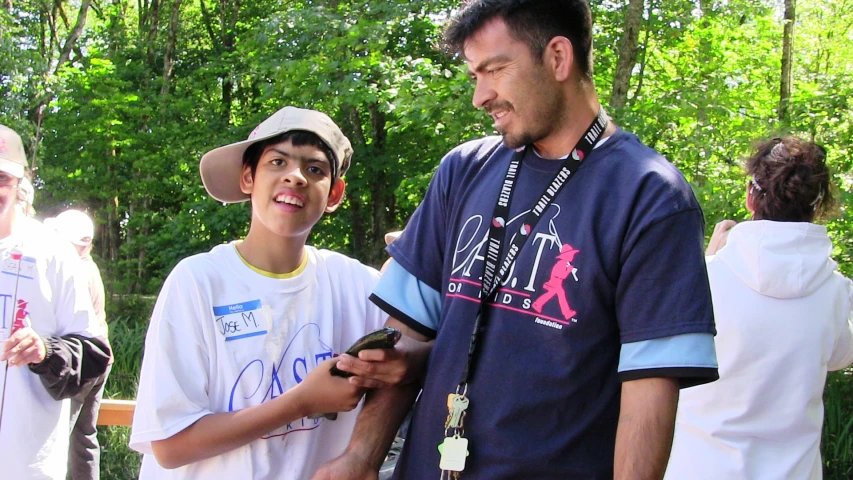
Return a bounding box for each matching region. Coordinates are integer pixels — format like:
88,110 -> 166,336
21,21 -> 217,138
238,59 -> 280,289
330,327 -> 403,378
308,327 -> 402,422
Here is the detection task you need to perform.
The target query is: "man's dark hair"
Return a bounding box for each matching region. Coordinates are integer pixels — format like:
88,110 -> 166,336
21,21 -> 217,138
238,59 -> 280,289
242,130 -> 338,185
443,0 -> 594,80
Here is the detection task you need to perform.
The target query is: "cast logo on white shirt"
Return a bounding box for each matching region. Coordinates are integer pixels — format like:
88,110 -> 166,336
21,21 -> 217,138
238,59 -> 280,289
212,299 -> 268,341
228,323 -> 335,438
0,295 -> 31,337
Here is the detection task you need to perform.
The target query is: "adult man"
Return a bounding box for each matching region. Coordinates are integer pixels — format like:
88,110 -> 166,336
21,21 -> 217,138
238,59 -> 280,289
47,209 -> 110,480
0,124 -> 111,479
317,1 -> 718,479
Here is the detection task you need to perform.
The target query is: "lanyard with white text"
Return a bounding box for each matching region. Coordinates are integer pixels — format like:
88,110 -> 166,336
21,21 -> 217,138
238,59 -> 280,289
439,108 -> 609,478
463,107 -> 609,384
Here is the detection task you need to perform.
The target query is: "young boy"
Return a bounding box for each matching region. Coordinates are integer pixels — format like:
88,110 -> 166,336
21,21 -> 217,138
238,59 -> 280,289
130,107 -> 395,479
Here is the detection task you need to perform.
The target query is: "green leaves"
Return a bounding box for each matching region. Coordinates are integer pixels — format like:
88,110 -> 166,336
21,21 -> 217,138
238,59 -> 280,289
4,0 -> 853,285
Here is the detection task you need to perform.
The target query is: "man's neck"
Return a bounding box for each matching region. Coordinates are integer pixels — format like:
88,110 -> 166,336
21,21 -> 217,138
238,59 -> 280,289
532,90 -> 612,160
237,228 -> 307,275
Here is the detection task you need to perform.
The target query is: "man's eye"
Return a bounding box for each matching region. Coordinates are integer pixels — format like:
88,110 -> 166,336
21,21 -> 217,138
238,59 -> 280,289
270,158 -> 284,166
308,166 -> 326,175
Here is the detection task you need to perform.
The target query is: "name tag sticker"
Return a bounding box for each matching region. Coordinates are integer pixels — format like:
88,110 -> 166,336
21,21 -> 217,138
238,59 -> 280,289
1,253 -> 36,280
212,300 -> 268,341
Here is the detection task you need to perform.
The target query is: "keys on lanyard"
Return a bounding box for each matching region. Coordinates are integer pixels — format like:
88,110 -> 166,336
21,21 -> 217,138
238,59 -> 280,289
439,390 -> 470,478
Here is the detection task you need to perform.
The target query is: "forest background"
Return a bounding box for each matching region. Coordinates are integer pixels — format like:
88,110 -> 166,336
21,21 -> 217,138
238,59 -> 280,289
2,0 -> 852,477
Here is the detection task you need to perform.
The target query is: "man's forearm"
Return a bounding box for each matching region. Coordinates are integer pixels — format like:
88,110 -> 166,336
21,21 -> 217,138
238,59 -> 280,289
344,382 -> 421,470
614,377 -> 679,480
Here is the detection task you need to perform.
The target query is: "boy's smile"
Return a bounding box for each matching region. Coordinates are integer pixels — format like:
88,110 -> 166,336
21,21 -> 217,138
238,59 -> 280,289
240,139 -> 345,245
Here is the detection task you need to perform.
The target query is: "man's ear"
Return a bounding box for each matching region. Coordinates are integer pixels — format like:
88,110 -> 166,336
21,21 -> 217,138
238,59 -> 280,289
239,164 -> 254,196
545,36 -> 574,82
325,178 -> 346,213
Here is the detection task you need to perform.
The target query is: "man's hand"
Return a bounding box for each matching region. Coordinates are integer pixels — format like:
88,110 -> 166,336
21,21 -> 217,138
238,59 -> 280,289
311,451 -> 378,480
295,357 -> 366,417
706,219 -> 737,255
335,335 -> 433,389
1,327 -> 47,366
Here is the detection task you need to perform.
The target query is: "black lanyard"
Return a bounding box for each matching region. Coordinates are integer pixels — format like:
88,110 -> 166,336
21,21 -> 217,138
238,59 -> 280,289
458,108 -> 609,386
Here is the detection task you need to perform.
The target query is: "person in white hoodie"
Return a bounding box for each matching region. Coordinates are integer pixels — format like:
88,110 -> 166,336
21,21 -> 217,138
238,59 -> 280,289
665,136 -> 853,480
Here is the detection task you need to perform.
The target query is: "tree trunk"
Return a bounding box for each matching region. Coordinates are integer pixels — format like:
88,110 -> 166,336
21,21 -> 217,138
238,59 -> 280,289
160,0 -> 184,96
343,106 -> 368,258
632,14 -> 653,101
144,0 -> 161,68
54,0 -> 92,72
366,103 -> 393,266
779,0 -> 796,121
609,0 -> 644,111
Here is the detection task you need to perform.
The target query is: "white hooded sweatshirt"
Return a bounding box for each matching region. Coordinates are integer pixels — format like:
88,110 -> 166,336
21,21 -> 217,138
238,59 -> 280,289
665,220 -> 853,480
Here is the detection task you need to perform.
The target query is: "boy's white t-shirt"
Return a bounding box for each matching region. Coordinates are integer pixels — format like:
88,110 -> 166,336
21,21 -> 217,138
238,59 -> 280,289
0,217 -> 100,480
130,243 -> 387,480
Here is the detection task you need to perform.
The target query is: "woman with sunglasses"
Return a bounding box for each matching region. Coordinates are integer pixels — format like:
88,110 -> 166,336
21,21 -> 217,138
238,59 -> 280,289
665,136 -> 853,480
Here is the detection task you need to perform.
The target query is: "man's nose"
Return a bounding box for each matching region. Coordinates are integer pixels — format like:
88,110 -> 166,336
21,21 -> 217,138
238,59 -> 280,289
472,78 -> 496,109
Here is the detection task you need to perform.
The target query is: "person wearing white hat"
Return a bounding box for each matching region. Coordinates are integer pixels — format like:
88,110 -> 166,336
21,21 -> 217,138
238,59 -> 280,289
46,209 -> 111,480
0,124 -> 111,479
130,107 -> 427,480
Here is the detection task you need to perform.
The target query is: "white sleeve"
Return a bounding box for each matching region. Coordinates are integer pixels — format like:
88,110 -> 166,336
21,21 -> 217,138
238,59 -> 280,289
828,281 -> 853,371
129,262 -> 213,454
363,264 -> 388,333
51,244 -> 99,337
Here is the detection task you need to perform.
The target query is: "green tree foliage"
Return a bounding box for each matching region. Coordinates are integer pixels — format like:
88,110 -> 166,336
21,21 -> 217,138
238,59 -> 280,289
6,0 -> 846,285
4,0 -> 853,477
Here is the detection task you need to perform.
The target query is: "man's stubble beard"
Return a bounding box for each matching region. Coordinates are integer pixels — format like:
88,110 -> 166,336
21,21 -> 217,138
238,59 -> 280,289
501,83 -> 566,151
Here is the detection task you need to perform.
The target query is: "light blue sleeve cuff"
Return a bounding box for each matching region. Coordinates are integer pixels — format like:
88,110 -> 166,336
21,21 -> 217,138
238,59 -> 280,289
371,259 -> 441,334
618,333 -> 719,388
619,333 -> 718,372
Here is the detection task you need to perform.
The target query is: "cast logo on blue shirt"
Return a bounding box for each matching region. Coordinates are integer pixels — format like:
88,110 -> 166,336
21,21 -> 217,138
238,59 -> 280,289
448,209 -> 581,329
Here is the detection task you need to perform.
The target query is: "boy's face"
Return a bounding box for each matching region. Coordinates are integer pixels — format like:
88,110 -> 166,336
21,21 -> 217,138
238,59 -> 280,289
239,139 -> 345,241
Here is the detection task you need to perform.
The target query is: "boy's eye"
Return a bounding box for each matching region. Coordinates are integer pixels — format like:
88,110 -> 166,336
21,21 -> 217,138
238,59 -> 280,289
270,158 -> 285,166
308,166 -> 327,176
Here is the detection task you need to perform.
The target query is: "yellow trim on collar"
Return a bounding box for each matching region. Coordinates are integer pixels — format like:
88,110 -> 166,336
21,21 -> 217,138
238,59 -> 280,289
234,244 -> 308,279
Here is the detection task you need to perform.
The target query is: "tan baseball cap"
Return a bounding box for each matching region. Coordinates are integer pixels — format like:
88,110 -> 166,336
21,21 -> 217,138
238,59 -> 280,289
199,106 -> 353,203
0,125 -> 28,179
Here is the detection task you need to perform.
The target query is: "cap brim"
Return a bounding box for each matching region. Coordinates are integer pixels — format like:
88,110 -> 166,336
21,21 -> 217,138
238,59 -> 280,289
199,127 -> 338,204
199,140 -> 255,204
0,158 -> 25,178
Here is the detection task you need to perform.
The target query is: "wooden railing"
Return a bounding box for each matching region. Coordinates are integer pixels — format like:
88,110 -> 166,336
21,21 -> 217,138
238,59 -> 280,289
97,399 -> 136,426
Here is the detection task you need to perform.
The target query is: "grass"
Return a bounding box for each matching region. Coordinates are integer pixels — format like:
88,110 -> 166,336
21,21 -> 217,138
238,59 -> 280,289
823,369 -> 853,479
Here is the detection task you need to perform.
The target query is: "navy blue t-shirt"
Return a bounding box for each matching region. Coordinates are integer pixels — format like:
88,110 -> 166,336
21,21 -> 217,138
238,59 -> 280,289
379,130 -> 716,479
